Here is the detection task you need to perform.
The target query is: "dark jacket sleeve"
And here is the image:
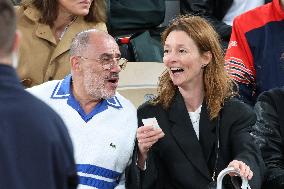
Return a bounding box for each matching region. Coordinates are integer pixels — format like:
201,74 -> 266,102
223,99 -> 265,189
125,142 -> 166,189
126,103 -> 167,189
252,91 -> 284,189
125,104 -> 157,189
125,141 -> 142,189
180,0 -> 232,42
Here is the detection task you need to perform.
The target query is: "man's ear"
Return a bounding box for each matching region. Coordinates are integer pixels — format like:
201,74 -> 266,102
12,30 -> 21,53
70,56 -> 81,72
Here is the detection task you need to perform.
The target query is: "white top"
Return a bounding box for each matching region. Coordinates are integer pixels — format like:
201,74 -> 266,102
27,75 -> 138,189
222,0 -> 265,26
188,105 -> 202,140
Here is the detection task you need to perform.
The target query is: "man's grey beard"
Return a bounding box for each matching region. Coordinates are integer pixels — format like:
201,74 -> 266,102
83,71 -> 116,100
11,52 -> 18,68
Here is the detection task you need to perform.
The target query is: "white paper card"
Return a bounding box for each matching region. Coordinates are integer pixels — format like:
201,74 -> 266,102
142,117 -> 160,129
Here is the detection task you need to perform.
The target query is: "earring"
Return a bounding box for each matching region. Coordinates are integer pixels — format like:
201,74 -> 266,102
201,64 -> 207,68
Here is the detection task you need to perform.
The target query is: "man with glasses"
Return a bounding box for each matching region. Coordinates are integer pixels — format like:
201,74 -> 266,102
27,29 -> 138,189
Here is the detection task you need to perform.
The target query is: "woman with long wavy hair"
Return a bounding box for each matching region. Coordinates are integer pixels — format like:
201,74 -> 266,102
126,15 -> 265,189
16,0 -> 107,87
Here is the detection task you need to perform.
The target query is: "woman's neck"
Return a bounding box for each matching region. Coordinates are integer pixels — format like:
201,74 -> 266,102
179,85 -> 204,112
53,11 -> 75,31
52,8 -> 76,41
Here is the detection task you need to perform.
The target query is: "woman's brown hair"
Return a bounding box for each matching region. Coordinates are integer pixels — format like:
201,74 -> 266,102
22,0 -> 106,26
154,15 -> 235,120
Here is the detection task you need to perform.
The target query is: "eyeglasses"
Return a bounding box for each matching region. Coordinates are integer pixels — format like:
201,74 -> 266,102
78,55 -> 128,70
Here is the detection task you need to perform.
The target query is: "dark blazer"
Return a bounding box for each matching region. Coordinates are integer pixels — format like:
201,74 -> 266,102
252,88 -> 284,189
126,91 -> 264,189
0,64 -> 78,189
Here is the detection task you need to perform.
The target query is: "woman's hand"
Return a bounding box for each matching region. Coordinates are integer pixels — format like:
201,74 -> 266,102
136,125 -> 164,169
228,160 -> 253,180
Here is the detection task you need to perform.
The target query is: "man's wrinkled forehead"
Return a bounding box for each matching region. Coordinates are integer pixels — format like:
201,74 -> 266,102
85,37 -> 120,55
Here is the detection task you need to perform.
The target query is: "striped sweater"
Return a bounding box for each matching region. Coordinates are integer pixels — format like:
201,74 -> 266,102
27,75 -> 138,189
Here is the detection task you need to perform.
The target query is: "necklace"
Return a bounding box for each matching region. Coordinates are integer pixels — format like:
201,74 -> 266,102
191,113 -> 201,124
58,16 -> 77,41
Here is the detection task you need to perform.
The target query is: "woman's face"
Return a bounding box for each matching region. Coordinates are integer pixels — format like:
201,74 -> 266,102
163,30 -> 211,88
58,0 -> 93,16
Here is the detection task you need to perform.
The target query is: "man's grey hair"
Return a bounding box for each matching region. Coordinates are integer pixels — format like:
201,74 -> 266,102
0,0 -> 16,56
69,29 -> 100,57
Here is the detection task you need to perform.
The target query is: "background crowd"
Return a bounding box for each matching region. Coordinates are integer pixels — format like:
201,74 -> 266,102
1,0 -> 284,188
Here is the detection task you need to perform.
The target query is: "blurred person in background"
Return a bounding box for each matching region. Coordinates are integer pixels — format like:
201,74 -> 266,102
180,0 -> 270,49
225,0 -> 284,106
252,86 -> 284,189
16,0 -> 107,88
0,0 -> 78,188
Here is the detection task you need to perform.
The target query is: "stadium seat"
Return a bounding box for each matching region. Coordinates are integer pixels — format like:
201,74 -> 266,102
118,62 -> 165,108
